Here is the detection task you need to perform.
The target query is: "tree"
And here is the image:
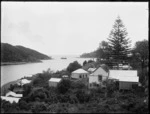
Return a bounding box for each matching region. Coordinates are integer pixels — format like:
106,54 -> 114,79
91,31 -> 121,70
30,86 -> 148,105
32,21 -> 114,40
96,41 -> 110,60
57,79 -> 71,94
107,16 -> 131,64
83,60 -> 87,66
66,61 -> 82,73
132,40 -> 149,84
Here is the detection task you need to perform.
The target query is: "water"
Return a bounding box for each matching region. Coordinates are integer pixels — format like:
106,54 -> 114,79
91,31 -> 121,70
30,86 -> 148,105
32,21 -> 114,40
1,55 -> 95,86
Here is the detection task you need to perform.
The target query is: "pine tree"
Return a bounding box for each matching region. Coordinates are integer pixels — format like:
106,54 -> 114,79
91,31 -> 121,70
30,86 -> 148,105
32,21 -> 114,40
107,16 -> 131,63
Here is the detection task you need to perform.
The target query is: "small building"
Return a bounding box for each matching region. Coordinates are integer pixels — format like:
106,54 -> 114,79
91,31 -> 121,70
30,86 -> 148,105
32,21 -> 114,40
1,96 -> 21,103
49,78 -> 62,87
89,65 -> 109,88
109,70 -> 139,90
62,75 -> 69,79
71,68 -> 89,79
6,91 -> 22,98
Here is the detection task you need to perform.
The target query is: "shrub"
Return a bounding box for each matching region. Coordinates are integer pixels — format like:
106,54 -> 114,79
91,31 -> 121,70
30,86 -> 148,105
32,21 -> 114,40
57,79 -> 71,94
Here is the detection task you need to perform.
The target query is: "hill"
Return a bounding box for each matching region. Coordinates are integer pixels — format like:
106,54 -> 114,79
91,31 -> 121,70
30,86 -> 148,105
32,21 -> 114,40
1,43 -> 51,63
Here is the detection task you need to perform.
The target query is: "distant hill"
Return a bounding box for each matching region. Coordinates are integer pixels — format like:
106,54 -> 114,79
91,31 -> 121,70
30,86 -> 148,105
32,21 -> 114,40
80,50 -> 97,58
1,43 -> 51,63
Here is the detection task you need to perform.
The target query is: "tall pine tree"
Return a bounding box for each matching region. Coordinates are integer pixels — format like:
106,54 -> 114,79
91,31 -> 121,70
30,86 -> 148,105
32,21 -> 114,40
107,16 -> 131,63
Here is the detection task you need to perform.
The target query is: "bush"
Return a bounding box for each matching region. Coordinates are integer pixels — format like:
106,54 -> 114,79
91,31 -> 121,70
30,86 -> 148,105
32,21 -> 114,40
57,79 -> 71,94
66,61 -> 82,73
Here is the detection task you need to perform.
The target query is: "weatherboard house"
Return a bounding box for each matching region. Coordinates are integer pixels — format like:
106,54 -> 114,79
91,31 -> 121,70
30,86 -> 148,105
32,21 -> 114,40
89,64 -> 109,88
71,68 -> 89,79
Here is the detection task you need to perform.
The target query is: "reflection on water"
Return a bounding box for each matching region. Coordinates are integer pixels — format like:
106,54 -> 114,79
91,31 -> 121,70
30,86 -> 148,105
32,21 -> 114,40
1,56 -> 95,86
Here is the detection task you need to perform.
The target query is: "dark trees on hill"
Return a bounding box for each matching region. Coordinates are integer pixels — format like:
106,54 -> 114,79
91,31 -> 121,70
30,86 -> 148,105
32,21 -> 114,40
66,61 -> 82,73
107,16 -> 131,63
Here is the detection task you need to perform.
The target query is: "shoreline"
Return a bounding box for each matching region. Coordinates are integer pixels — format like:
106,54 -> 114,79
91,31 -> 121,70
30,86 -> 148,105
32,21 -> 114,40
1,61 -> 43,66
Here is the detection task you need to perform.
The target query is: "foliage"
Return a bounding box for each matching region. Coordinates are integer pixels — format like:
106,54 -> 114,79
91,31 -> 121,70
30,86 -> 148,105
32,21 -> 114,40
80,51 -> 97,58
83,60 -> 87,66
57,79 -> 71,94
22,83 -> 32,97
66,61 -> 82,73
107,16 -> 131,62
32,69 -> 53,87
96,40 -> 110,60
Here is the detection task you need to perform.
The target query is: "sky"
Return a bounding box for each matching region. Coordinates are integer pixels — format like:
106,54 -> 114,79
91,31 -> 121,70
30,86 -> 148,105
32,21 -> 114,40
1,2 -> 148,56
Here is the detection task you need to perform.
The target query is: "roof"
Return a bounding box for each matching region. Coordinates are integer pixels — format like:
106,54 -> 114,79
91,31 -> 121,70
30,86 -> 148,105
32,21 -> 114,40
100,64 -> 109,72
62,75 -> 68,77
88,68 -> 96,72
109,70 -> 139,82
109,70 -> 137,77
49,78 -> 62,82
1,96 -> 20,103
6,91 -> 23,98
72,68 -> 88,74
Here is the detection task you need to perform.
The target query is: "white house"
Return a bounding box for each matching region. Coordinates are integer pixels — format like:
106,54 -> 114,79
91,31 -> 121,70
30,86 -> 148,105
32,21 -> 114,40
6,91 -> 22,98
109,70 -> 139,90
71,68 -> 89,79
49,78 -> 62,87
89,66 -> 109,88
1,96 -> 20,103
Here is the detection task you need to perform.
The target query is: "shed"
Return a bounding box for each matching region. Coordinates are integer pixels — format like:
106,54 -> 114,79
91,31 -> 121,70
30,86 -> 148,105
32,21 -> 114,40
71,68 -> 89,79
109,70 -> 139,90
49,78 -> 62,87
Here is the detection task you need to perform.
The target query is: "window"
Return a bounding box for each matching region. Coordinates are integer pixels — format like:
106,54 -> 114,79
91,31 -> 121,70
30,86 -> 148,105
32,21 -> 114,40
98,75 -> 102,81
79,75 -> 82,78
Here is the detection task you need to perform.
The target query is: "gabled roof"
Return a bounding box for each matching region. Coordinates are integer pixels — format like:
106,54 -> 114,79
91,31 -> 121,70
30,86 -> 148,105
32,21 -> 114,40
72,68 -> 88,74
49,78 -> 62,82
92,64 -> 109,73
1,96 -> 21,103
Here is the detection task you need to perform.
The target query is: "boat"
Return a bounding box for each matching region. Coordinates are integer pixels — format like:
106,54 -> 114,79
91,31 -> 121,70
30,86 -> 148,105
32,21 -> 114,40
61,57 -> 67,59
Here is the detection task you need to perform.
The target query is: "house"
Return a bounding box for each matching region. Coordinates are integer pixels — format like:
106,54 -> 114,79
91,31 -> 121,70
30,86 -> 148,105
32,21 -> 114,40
6,91 -> 23,98
71,68 -> 89,79
1,96 -> 21,103
49,78 -> 62,87
89,65 -> 109,88
108,70 -> 139,90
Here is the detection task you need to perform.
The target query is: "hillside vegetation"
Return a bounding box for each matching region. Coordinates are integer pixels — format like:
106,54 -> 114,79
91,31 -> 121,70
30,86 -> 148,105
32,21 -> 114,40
1,43 -> 51,63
